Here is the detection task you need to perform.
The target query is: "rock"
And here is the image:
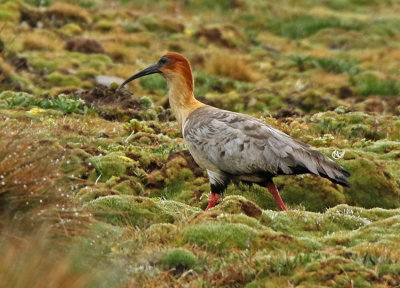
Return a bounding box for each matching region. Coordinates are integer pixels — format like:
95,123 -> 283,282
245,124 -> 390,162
95,75 -> 124,86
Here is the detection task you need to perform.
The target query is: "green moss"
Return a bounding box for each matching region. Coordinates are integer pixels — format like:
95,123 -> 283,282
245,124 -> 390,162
113,180 -> 144,195
217,212 -> 264,229
214,195 -> 263,218
84,195 -> 174,227
193,71 -> 253,98
260,208 -> 371,239
145,223 -> 178,243
30,59 -> 59,72
291,256 -> 375,287
310,111 -> 385,140
342,157 -> 400,209
139,96 -> 154,108
277,175 -> 346,212
60,23 -> 82,35
0,2 -> 19,21
226,183 -> 277,211
139,109 -> 158,121
138,15 -> 161,31
159,248 -> 199,272
181,221 -> 259,252
67,52 -> 112,70
95,19 -> 115,31
123,22 -> 144,33
76,186 -> 114,202
363,140 -> 400,154
327,204 -> 400,222
155,200 -> 201,221
88,152 -> 136,182
47,72 -> 82,87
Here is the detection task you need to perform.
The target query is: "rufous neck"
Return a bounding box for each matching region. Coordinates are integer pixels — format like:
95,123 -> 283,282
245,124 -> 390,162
166,73 -> 204,130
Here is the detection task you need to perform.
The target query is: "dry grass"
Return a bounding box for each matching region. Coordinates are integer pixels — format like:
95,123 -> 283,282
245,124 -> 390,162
0,118 -> 64,214
0,225 -> 90,288
0,57 -> 13,82
22,33 -> 60,52
312,72 -> 348,86
47,2 -> 91,24
103,42 -> 137,63
205,54 -> 259,82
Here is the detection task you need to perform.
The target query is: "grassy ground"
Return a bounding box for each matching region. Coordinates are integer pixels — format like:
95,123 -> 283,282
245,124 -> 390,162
1,0 -> 400,287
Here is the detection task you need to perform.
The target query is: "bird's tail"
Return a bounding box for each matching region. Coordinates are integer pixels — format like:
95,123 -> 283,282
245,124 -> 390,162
319,165 -> 350,187
311,150 -> 351,187
289,148 -> 351,187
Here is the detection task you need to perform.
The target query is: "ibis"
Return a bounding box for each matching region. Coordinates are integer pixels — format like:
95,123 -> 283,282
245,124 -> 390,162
121,52 -> 350,211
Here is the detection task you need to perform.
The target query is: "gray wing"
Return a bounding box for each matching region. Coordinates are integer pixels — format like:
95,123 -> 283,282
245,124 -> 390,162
183,106 -> 350,186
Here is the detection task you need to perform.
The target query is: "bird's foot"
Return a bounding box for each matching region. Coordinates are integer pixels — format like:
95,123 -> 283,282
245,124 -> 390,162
266,182 -> 287,211
205,193 -> 220,211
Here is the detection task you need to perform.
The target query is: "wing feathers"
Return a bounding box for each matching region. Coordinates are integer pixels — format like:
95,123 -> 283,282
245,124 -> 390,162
184,106 -> 350,186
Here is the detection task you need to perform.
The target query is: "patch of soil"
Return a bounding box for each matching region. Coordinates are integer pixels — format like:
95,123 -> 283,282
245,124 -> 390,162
274,108 -> 302,119
65,38 -> 104,54
0,38 -> 4,53
196,26 -> 242,48
338,86 -> 353,99
76,85 -> 139,109
74,85 -> 142,121
240,200 -> 262,218
197,27 -> 225,45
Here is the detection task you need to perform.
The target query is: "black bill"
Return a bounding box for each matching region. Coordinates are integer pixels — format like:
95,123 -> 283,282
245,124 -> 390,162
120,63 -> 161,88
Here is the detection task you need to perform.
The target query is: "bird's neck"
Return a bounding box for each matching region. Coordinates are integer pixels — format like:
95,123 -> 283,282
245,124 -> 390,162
166,74 -> 205,131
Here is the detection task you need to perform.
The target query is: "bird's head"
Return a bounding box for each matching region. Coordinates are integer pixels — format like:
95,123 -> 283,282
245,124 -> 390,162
120,52 -> 194,91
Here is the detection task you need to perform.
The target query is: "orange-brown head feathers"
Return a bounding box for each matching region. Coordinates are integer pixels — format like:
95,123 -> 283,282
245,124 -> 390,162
159,52 -> 194,91
120,52 -> 204,129
120,52 -> 194,92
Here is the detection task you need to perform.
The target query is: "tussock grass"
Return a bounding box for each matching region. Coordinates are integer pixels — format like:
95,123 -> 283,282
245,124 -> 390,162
159,248 -> 199,272
289,54 -> 359,74
205,54 -> 258,82
357,76 -> 400,97
312,57 -> 359,74
269,15 -> 362,39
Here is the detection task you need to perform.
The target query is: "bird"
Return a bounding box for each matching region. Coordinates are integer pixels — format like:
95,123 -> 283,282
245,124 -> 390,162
120,52 -> 350,211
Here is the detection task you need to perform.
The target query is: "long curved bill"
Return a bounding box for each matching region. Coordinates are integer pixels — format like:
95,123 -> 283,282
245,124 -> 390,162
120,64 -> 161,88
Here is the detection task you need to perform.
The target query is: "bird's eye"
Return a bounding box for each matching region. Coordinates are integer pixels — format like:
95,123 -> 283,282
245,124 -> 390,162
159,57 -> 169,66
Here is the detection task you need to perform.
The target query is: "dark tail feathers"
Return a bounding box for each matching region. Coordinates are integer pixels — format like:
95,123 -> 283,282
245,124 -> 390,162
320,168 -> 351,187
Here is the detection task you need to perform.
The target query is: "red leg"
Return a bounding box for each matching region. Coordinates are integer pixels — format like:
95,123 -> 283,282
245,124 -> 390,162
205,193 -> 220,210
267,181 -> 286,211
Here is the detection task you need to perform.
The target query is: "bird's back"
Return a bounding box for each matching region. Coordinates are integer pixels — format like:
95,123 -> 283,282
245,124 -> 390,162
183,106 -> 350,186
